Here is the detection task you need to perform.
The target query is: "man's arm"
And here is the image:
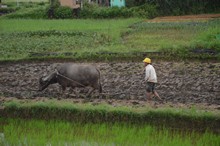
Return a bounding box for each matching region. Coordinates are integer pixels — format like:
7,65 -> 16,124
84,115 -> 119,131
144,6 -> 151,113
145,68 -> 150,81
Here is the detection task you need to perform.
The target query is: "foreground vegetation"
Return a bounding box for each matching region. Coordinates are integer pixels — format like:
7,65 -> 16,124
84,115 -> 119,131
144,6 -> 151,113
0,118 -> 219,146
1,99 -> 220,145
1,99 -> 220,132
0,18 -> 219,61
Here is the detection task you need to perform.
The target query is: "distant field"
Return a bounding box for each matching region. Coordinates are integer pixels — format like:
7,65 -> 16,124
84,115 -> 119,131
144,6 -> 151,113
0,18 -> 219,61
0,19 -> 141,61
0,19 -> 140,41
2,0 -> 49,3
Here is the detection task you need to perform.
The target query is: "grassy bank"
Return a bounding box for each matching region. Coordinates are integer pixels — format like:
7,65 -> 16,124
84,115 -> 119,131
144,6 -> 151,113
1,99 -> 220,133
0,118 -> 219,146
0,18 -> 219,62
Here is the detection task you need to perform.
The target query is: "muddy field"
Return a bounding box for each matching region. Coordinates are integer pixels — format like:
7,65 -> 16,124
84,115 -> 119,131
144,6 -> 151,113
0,61 -> 220,110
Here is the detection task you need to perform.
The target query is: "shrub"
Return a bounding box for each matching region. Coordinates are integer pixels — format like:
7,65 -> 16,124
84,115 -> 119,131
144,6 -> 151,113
46,0 -> 61,19
79,2 -> 99,18
80,3 -> 131,19
92,7 -> 126,18
80,3 -> 158,19
0,7 -> 16,14
107,7 -> 122,18
126,0 -> 220,16
131,4 -> 158,18
54,6 -> 73,19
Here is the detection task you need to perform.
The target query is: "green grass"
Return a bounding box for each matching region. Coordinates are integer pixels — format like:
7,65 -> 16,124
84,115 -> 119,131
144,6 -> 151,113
2,99 -> 220,128
3,99 -> 220,117
0,19 -> 141,61
0,0 -> 49,19
0,118 -> 219,146
123,20 -> 220,52
1,0 -> 220,61
0,19 -> 139,38
1,99 -> 220,145
0,18 -> 219,61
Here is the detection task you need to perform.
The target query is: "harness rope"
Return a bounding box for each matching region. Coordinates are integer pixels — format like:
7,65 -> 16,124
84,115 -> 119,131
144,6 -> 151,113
55,69 -> 86,87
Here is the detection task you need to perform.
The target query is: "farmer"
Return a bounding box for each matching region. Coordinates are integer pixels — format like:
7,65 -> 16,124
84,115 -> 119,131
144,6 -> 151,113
143,57 -> 161,101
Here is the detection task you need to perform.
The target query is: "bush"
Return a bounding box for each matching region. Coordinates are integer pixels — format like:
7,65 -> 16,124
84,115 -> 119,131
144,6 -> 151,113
80,3 -> 158,19
79,2 -> 99,18
154,0 -> 220,16
126,0 -> 220,16
2,0 -> 220,19
54,6 -> 73,19
92,7 -> 129,18
131,4 -> 158,18
80,2 -> 131,18
0,8 -> 16,14
125,0 -> 147,7
46,0 -> 61,19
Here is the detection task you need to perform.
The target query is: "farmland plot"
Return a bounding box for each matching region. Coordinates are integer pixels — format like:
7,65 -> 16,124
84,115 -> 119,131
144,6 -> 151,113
0,61 -> 219,110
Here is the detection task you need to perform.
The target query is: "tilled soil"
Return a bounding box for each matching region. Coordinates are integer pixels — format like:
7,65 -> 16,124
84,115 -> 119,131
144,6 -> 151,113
0,61 -> 220,110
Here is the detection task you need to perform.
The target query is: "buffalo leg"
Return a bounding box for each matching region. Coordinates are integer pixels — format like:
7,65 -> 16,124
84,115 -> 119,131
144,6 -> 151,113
59,86 -> 66,99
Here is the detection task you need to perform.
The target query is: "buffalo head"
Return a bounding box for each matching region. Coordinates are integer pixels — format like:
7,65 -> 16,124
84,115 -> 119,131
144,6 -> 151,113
38,72 -> 57,91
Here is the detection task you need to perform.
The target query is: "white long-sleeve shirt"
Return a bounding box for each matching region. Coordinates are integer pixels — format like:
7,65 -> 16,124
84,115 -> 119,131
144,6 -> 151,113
145,64 -> 157,83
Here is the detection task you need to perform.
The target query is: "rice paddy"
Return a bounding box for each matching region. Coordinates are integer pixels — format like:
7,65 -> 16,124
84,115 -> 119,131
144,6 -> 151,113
0,118 -> 219,146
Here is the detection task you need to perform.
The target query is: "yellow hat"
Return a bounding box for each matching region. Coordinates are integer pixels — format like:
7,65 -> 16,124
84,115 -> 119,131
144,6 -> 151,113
143,57 -> 151,63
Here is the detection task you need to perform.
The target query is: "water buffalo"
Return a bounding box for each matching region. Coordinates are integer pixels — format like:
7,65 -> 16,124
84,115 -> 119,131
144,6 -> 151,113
39,63 -> 102,97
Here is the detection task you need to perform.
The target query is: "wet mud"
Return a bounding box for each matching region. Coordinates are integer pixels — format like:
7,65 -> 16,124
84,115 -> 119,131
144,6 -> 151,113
0,61 -> 219,109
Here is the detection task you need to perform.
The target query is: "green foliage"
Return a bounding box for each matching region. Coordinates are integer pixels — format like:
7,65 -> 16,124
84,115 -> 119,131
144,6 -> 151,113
131,4 -> 158,18
46,0 -> 74,19
2,5 -> 48,19
122,20 -> 220,60
2,100 -> 220,126
125,0 -> 137,7
0,19 -> 219,61
80,3 -> 158,19
126,0 -> 220,15
0,19 -> 139,61
0,7 -> 16,14
50,0 -> 60,8
79,2 -> 98,18
80,3 -> 126,19
1,118 -> 220,146
2,0 -> 220,19
53,6 -> 73,19
2,1 -> 48,9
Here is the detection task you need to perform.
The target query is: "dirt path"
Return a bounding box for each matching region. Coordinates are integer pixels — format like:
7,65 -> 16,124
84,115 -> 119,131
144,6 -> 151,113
0,61 -> 219,110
